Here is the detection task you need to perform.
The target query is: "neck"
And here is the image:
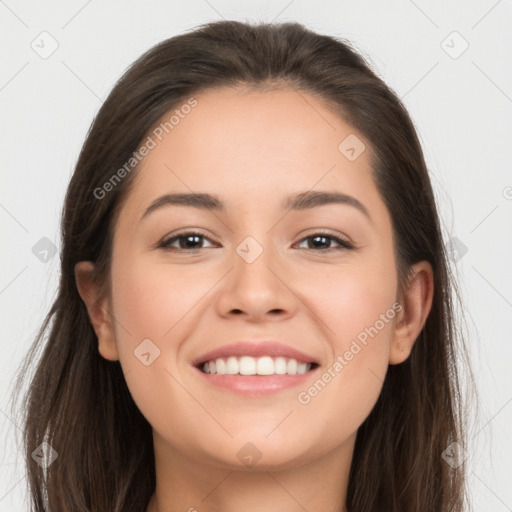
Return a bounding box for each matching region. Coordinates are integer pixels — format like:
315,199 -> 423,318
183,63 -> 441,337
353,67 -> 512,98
146,431 -> 355,512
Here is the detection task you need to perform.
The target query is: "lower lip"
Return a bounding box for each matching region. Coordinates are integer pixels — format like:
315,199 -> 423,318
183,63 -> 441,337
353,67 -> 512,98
193,366 -> 318,395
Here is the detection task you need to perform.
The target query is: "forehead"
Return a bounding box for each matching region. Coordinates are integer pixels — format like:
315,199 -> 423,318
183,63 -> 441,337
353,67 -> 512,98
123,85 -> 382,218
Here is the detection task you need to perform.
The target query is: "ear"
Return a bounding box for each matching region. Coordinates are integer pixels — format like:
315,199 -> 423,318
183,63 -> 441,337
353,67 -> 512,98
74,261 -> 119,361
389,261 -> 434,365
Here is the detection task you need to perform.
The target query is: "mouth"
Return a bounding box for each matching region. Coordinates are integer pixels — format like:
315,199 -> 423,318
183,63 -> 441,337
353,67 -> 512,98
191,341 -> 321,394
196,356 -> 320,376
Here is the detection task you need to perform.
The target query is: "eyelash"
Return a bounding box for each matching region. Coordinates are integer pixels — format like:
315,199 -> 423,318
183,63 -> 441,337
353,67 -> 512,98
157,231 -> 354,252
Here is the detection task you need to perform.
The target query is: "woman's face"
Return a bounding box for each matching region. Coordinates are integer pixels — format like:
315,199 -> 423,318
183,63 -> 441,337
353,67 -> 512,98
90,86 -> 418,470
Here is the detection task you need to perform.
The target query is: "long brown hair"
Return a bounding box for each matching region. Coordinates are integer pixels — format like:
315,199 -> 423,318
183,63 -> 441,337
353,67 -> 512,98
11,19 -> 474,511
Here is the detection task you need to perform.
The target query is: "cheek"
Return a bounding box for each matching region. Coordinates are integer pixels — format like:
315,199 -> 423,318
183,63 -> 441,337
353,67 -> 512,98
108,258 -> 215,440
303,255 -> 397,351
111,257 -> 216,344
291,260 -> 396,442
108,256 -> 223,408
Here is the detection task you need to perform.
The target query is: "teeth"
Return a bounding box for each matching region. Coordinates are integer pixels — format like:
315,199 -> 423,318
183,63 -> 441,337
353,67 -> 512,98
226,356 -> 239,375
274,357 -> 287,374
297,362 -> 308,374
287,358 -> 297,375
256,356 -> 273,375
201,356 -> 312,375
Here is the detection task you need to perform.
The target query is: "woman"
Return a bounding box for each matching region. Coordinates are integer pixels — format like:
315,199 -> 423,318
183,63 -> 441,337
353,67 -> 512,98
11,19 -> 472,512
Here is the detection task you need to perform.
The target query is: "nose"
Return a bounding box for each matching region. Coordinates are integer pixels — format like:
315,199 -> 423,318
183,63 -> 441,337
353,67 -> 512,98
215,236 -> 299,322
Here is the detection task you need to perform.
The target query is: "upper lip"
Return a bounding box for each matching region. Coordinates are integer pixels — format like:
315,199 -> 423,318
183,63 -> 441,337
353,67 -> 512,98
192,341 -> 319,367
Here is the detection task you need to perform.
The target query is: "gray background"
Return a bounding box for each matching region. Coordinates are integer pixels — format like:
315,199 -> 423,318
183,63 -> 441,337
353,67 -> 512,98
1,0 -> 511,510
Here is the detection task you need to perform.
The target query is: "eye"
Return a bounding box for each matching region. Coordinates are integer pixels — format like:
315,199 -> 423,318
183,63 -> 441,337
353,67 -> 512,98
295,232 -> 354,251
157,230 -> 354,252
158,232 -> 218,251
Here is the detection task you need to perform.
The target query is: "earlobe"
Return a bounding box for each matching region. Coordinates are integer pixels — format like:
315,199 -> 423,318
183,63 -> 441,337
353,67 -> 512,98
389,261 -> 434,365
74,261 -> 119,361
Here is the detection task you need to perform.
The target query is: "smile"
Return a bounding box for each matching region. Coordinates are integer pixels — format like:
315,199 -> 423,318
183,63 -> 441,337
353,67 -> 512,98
199,356 -> 318,375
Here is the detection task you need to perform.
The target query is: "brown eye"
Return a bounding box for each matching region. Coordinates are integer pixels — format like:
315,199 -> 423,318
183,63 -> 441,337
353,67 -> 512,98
159,232 -> 217,251
296,233 -> 354,251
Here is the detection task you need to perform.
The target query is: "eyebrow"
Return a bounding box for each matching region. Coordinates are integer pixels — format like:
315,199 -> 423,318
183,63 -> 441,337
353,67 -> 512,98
141,190 -> 372,223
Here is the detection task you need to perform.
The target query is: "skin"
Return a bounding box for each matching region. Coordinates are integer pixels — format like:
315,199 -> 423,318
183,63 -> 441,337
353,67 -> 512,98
75,85 -> 433,512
